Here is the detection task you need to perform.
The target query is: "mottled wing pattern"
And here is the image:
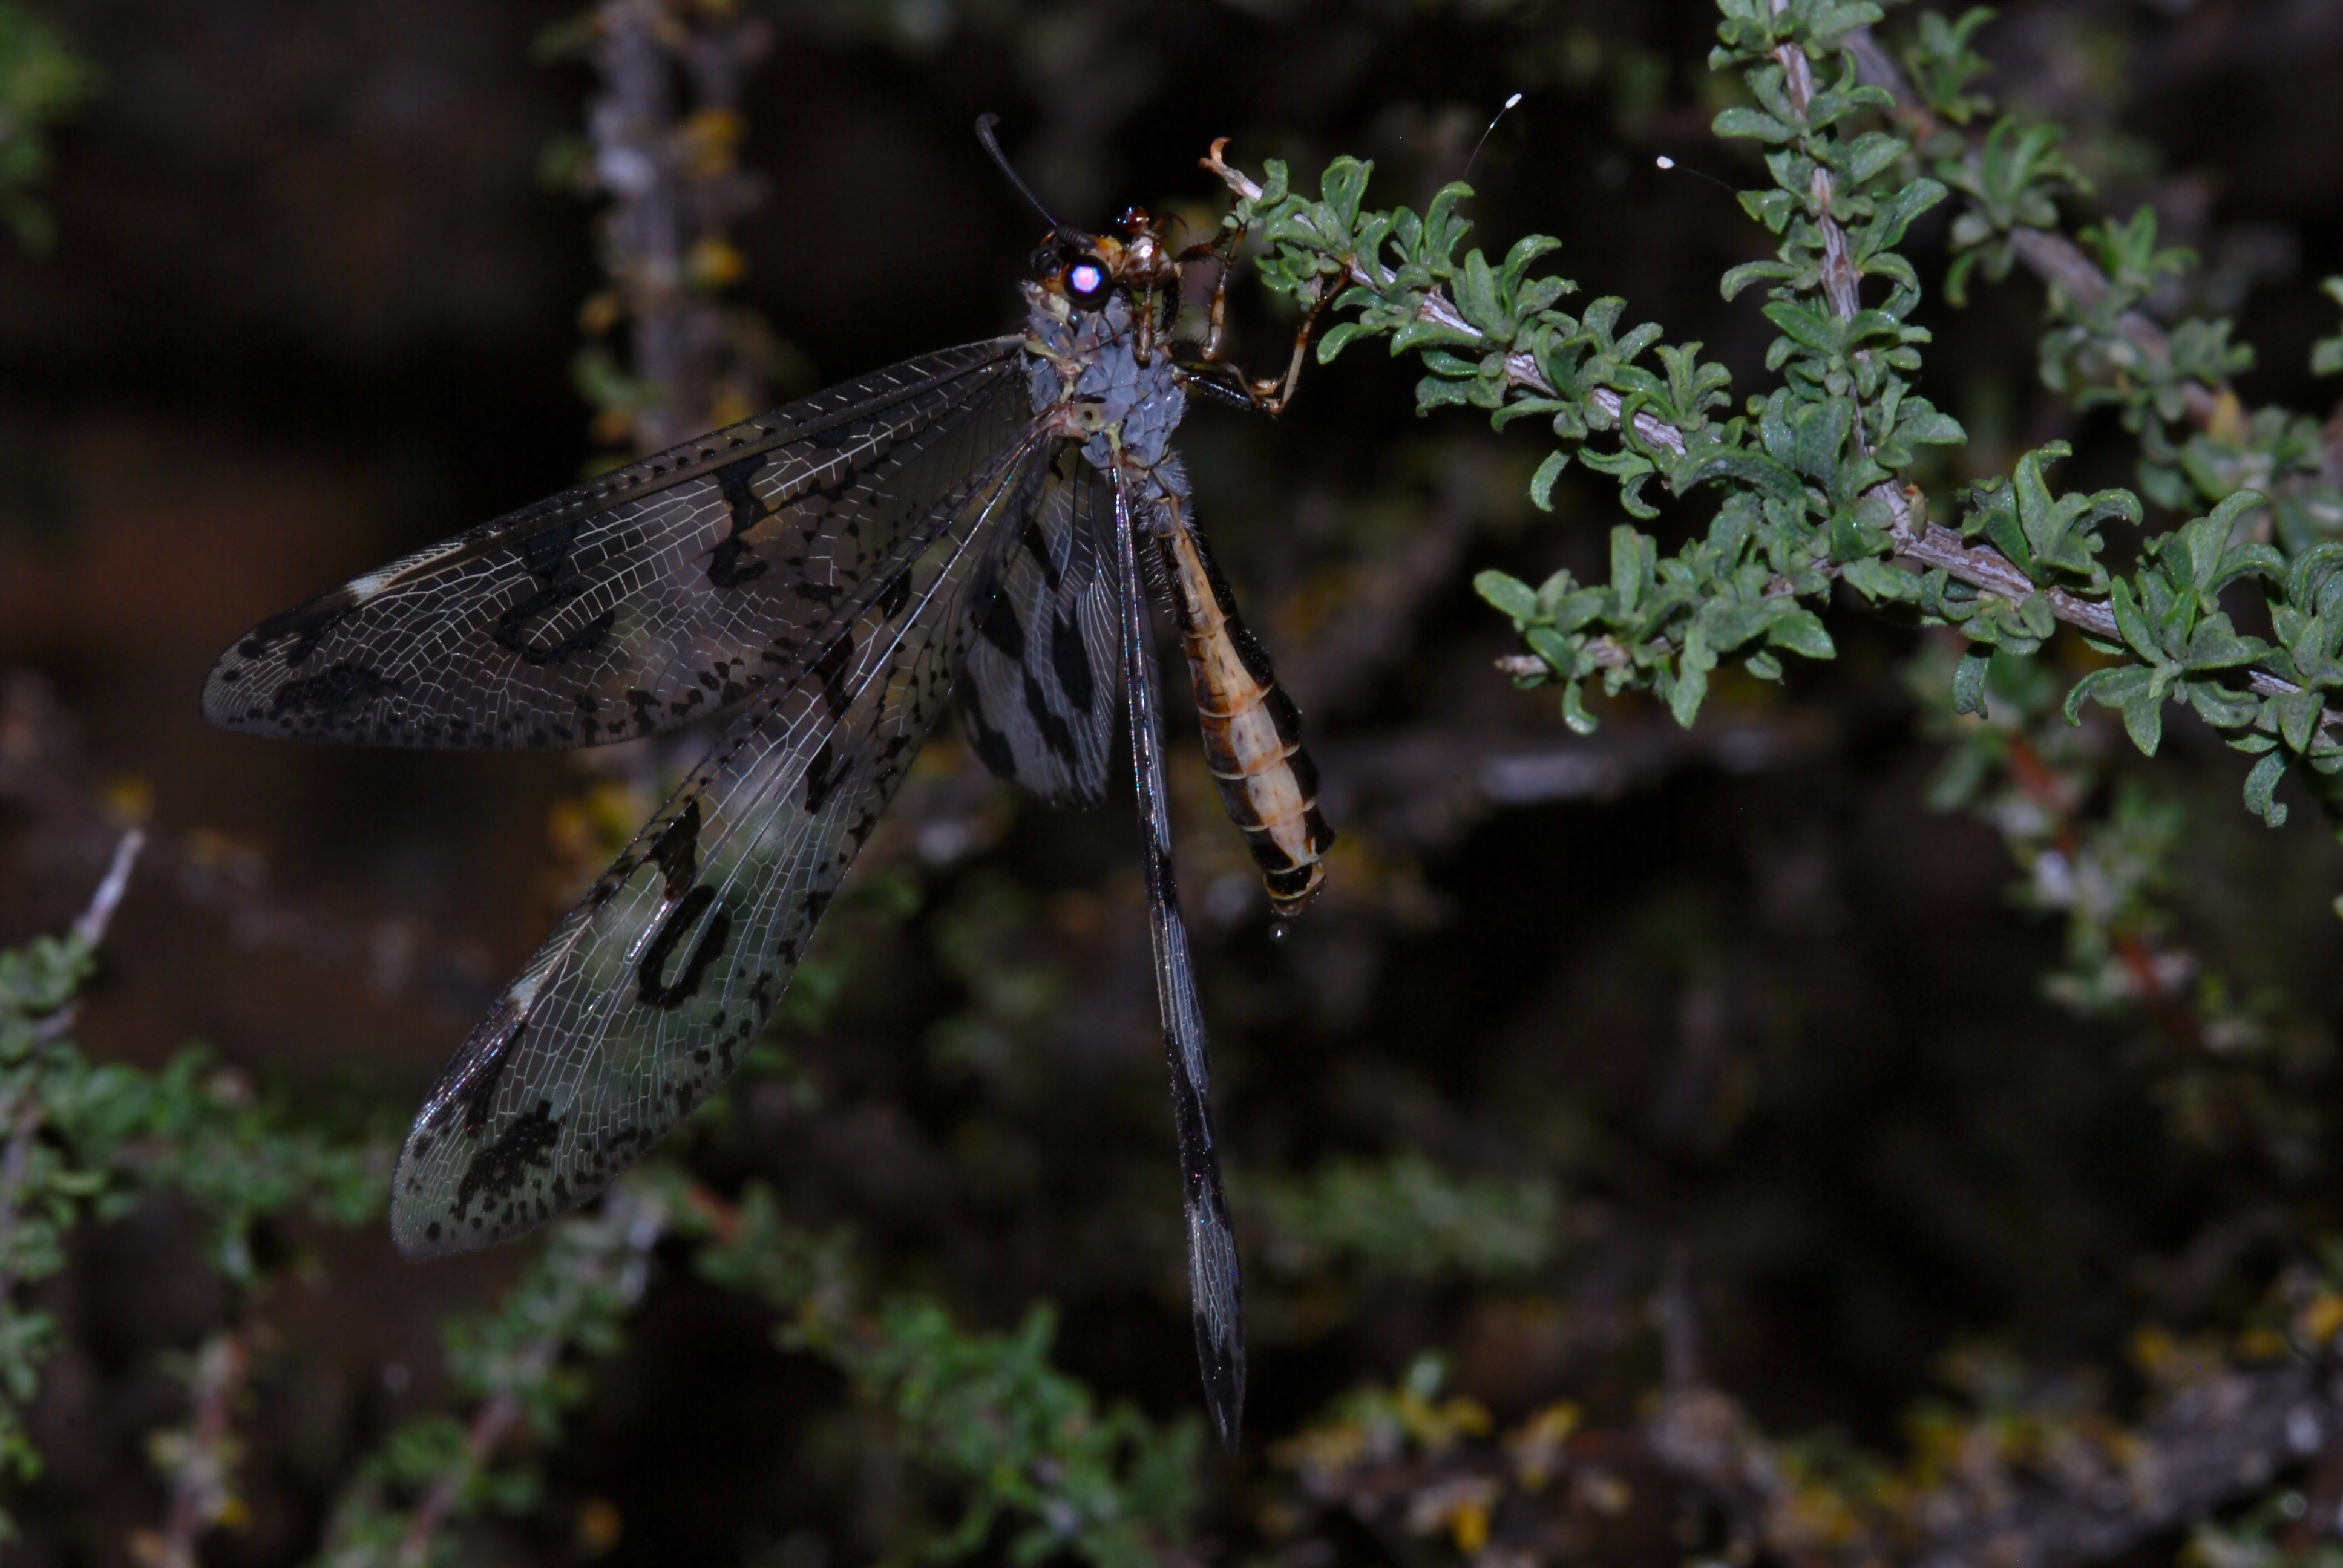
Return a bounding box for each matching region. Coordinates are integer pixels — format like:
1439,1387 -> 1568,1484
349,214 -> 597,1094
388,431 -> 1053,1258
1110,470 -> 1245,1448
203,339 -> 1024,750
957,448 -> 1122,806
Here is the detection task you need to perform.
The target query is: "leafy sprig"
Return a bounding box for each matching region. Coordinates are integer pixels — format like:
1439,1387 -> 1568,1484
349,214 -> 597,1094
1210,0 -> 2343,838
0,838 -> 383,1535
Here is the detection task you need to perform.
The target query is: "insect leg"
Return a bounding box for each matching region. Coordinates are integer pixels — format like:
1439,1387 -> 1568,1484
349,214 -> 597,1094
1179,211 -> 1247,365
1113,468 -> 1246,1451
1169,211 -> 1329,416
1245,283 -> 1335,415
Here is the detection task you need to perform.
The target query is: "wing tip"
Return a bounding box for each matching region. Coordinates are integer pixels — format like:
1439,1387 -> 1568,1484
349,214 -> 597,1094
387,1205 -> 455,1262
1194,1315 -> 1247,1451
389,1190 -> 523,1263
198,675 -> 246,734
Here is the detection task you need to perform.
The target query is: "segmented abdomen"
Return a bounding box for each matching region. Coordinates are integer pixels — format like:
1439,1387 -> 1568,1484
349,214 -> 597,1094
1155,505 -> 1333,916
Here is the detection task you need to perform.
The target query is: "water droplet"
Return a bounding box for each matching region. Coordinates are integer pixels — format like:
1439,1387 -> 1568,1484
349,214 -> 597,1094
1269,921 -> 1288,944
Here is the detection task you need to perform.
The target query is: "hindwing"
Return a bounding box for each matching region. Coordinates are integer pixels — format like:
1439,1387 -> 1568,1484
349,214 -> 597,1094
957,448 -> 1121,807
390,430 -> 1052,1256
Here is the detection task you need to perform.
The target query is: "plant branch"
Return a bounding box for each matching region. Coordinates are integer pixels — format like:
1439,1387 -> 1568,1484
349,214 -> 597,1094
388,1181 -> 667,1567
1206,113 -> 2342,737
393,1388 -> 531,1568
1846,24 -> 2231,432
146,1328 -> 253,1568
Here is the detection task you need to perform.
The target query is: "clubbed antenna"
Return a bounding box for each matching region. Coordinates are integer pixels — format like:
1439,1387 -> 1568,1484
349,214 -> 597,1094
1462,91 -> 1524,181
975,114 -> 1069,236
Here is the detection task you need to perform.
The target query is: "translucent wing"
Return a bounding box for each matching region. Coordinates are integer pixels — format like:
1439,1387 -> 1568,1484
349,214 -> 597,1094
957,448 -> 1122,806
1110,468 -> 1246,1450
390,430 -> 1052,1257
203,339 -> 1024,749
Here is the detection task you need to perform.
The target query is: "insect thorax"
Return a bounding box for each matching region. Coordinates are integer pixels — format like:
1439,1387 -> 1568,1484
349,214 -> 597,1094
1023,287 -> 1188,506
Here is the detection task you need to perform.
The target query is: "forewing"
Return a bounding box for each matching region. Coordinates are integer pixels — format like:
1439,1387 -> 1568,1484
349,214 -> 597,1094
205,339 -> 1024,749
957,448 -> 1122,807
390,433 -> 1051,1258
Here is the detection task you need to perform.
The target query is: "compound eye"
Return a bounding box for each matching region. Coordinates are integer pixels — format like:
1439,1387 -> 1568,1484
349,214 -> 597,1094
1064,256 -> 1110,306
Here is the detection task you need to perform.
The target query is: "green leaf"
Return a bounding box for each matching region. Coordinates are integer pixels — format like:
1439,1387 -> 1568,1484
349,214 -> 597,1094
1765,606 -> 1835,661
1561,682 -> 1597,735
1320,157 -> 1372,233
1842,556 -> 1916,602
1457,248 -> 1509,335
2186,680 -> 2260,730
1675,448 -> 1805,503
1712,106 -> 1796,144
1317,321 -> 1374,363
1788,397 -> 1851,483
2108,578 -> 2160,663
1894,400 -> 1968,446
1524,625 -> 1576,674
1668,659 -> 1709,729
2065,664 -> 2154,745
1529,449 -> 1570,512
1952,649 -> 1991,716
1842,130 -> 1906,186
2244,750 -> 2289,827
2122,680 -> 2166,756
1612,526 -> 1652,619
2275,687 -> 2325,754
1763,300 -> 1843,356
1474,570 -> 1539,622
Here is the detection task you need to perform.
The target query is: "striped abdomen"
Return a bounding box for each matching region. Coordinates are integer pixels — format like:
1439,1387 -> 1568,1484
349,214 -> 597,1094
1156,507 -> 1334,916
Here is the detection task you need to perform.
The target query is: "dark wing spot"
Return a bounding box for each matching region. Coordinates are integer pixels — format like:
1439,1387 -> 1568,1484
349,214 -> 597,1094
709,535 -> 768,590
960,691 -> 1018,781
637,886 -> 731,1010
808,628 -> 856,718
627,688 -> 660,734
650,798 -> 703,899
494,595 -> 616,667
1049,608 -> 1094,714
243,586 -> 359,668
269,662 -> 399,719
519,518 -> 585,578
1023,670 -> 1080,763
980,595 -> 1027,661
1020,517 -> 1063,590
710,453 -> 774,589
452,1099 -> 560,1221
804,741 -> 847,814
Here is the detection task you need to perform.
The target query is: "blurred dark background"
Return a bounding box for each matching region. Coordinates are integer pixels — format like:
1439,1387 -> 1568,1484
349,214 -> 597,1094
4,1 -> 2343,1563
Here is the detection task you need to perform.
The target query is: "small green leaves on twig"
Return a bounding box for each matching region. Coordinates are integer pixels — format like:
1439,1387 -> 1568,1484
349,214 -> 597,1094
1213,0 -> 1964,736
1941,120 -> 2088,305
1222,2 -> 2343,849
0,840 -> 384,1534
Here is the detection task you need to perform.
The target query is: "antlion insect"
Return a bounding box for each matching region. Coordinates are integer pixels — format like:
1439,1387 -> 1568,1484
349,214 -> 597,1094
201,119 -> 1331,1446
